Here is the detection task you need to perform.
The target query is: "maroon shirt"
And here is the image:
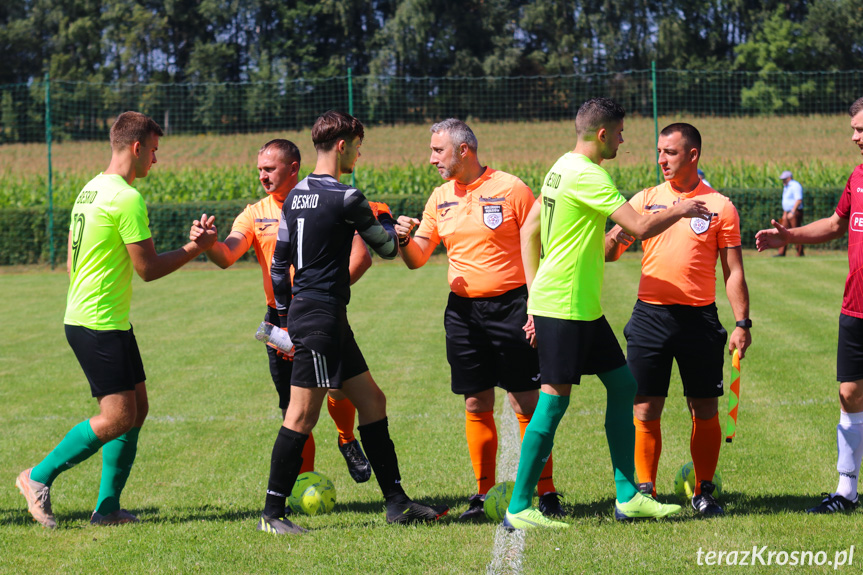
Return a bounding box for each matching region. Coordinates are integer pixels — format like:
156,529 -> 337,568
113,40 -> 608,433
835,165 -> 863,318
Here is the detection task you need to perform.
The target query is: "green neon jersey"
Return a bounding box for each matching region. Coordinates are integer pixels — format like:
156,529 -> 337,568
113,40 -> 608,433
528,153 -> 626,321
64,173 -> 151,330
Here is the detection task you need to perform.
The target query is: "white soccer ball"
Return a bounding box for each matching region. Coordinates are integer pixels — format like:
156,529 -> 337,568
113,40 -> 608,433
288,471 -> 336,515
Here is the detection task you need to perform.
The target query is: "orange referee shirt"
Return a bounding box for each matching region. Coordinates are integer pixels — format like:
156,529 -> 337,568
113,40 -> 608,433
629,181 -> 741,306
232,194 -> 283,308
415,168 -> 535,298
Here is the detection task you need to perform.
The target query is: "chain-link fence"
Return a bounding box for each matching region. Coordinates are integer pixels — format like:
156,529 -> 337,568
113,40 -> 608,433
1,68 -> 859,265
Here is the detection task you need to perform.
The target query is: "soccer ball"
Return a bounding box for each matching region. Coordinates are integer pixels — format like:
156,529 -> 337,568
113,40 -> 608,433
288,471 -> 336,515
483,481 -> 515,521
673,461 -> 723,499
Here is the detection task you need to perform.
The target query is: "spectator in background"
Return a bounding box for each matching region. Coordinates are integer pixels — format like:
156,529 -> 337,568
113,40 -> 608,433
697,169 -> 712,189
777,170 -> 804,257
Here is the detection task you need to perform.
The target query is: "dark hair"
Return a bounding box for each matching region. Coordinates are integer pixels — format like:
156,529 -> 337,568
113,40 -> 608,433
660,122 -> 702,153
850,97 -> 863,117
312,110 -> 364,151
430,118 -> 478,153
259,139 -> 301,165
110,111 -> 163,150
575,97 -> 626,137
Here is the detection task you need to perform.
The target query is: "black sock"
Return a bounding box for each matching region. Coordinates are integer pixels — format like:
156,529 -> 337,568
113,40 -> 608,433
263,426 -> 307,518
358,417 -> 408,504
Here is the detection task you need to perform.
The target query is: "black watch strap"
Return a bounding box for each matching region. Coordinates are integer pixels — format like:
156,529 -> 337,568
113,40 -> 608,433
735,319 -> 752,329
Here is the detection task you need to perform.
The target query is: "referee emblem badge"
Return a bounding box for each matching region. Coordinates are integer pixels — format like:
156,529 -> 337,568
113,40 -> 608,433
690,213 -> 712,235
483,205 -> 503,229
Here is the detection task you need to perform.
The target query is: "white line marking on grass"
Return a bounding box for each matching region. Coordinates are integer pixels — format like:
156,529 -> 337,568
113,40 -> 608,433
486,403 -> 524,575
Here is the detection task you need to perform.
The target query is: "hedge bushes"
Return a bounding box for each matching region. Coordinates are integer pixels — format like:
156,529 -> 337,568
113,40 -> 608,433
0,188 -> 846,266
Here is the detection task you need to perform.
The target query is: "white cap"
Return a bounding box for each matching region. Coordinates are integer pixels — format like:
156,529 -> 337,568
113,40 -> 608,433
779,170 -> 792,180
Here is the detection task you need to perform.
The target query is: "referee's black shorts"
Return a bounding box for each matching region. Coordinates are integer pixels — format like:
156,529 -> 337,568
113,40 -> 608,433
534,314 -> 626,385
65,324 -> 146,397
445,285 -> 540,395
623,300 -> 727,398
837,313 -> 863,382
288,296 -> 368,389
265,306 -> 293,409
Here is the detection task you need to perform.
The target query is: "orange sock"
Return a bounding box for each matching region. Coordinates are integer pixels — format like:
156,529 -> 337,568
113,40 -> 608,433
466,410 -> 497,495
299,432 -> 316,474
633,417 -> 662,496
690,413 -> 721,496
327,395 -> 357,445
517,412 -> 557,494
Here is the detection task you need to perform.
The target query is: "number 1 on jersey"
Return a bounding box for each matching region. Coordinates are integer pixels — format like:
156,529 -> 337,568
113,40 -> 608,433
296,217 -> 305,269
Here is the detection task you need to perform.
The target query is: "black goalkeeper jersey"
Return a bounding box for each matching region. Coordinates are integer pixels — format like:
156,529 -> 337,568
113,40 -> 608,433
271,173 -> 398,320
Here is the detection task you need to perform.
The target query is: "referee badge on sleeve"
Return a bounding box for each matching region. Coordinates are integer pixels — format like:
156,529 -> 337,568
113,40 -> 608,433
690,213 -> 712,235
483,205 -> 503,230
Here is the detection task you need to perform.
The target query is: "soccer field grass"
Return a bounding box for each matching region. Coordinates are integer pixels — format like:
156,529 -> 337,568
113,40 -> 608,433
3,253 -> 863,574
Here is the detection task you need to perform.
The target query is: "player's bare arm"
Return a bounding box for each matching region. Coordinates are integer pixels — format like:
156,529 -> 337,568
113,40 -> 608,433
191,228 -> 250,269
127,213 -> 216,282
604,224 -> 635,262
519,198 -> 541,291
610,198 -> 709,241
755,213 -> 848,251
349,232 -> 372,285
719,246 -> 751,359
396,215 -> 435,268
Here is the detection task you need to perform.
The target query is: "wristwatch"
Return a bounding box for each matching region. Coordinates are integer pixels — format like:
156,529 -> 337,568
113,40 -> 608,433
735,319 -> 752,329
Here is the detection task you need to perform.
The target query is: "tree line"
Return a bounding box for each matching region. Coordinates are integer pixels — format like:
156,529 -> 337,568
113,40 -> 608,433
2,0 -> 861,86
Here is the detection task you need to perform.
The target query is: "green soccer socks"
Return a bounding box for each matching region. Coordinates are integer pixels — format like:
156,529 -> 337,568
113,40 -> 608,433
508,392 -> 570,514
94,426 -> 141,516
598,365 -> 638,503
30,420 -> 103,486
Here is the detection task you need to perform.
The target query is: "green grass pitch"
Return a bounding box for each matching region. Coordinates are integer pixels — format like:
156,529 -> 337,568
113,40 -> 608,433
3,252 -> 863,574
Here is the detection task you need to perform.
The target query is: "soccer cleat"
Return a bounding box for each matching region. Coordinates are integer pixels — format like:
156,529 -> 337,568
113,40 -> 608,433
503,507 -> 569,530
614,492 -> 682,521
458,494 -> 486,521
16,468 -> 57,529
538,491 -> 566,518
257,514 -> 307,534
806,492 -> 859,514
386,499 -> 449,524
691,481 -> 724,516
90,509 -> 140,526
339,439 -> 372,483
636,482 -> 656,497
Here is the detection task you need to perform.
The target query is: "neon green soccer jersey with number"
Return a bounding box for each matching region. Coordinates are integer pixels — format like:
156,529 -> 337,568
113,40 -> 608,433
64,173 -> 152,330
528,153 -> 627,321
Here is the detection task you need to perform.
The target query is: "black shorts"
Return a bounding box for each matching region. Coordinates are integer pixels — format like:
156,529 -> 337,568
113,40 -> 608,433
623,300 -> 727,398
444,286 -> 541,395
533,315 -> 626,385
837,313 -> 863,382
65,324 -> 146,397
266,306 -> 292,409
287,296 -> 368,389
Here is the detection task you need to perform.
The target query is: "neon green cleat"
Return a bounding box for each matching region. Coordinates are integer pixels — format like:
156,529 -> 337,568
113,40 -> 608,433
614,492 -> 681,521
503,507 -> 569,530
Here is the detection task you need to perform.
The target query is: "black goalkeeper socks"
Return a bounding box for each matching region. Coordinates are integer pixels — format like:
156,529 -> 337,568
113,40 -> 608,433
358,417 -> 408,504
264,426 -> 308,518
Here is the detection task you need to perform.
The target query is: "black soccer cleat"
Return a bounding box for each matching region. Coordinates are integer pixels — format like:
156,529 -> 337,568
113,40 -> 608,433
538,491 -> 566,518
636,482 -> 656,497
691,481 -> 724,516
458,494 -> 486,521
338,439 -> 372,483
806,492 -> 859,514
386,499 -> 449,525
257,514 -> 307,535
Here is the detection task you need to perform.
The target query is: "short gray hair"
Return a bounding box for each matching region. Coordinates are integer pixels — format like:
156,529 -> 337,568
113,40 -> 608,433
851,97 -> 863,118
430,118 -> 478,153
